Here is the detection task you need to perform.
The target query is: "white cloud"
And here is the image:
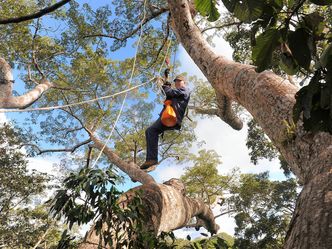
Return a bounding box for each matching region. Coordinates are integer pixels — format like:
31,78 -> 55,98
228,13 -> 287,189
28,156 -> 60,175
193,116 -> 284,177
0,113 -> 7,123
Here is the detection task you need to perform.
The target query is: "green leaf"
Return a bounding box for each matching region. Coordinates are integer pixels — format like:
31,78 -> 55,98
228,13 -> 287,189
221,0 -> 266,22
320,43 -> 332,68
293,69 -> 332,134
195,0 -> 220,22
221,0 -> 236,12
286,0 -> 296,8
288,28 -> 313,70
309,0 -> 332,6
280,53 -> 299,75
252,28 -> 281,72
303,12 -> 325,35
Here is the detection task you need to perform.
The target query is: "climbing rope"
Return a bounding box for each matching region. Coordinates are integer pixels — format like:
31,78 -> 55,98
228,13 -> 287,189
154,38 -> 172,98
91,0 -> 148,168
0,79 -> 156,113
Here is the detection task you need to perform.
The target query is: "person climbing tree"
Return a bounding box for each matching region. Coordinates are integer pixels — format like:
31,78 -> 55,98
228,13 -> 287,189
140,72 -> 191,170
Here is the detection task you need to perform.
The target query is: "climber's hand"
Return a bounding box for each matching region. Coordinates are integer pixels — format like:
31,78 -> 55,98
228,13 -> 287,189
163,80 -> 171,86
164,68 -> 170,78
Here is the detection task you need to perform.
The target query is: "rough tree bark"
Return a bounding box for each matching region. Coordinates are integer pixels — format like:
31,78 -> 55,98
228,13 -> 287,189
0,58 -> 53,109
167,0 -> 332,248
191,91 -> 243,130
78,135 -> 219,248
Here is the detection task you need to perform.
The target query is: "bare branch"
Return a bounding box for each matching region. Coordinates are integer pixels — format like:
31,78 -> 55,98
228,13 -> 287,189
145,14 -> 172,69
83,7 -> 169,41
23,139 -> 91,155
201,21 -> 242,33
32,19 -> 45,77
214,209 -> 236,219
0,0 -> 72,25
86,145 -> 93,168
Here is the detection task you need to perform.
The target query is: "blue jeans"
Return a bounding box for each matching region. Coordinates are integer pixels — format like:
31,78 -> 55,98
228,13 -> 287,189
145,118 -> 179,161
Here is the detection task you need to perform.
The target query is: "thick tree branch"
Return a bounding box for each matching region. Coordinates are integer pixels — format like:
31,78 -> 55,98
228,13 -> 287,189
0,0 -> 71,25
81,179 -> 218,248
0,80 -> 53,109
86,145 -> 93,168
190,93 -> 243,130
215,92 -> 243,130
89,133 -> 156,185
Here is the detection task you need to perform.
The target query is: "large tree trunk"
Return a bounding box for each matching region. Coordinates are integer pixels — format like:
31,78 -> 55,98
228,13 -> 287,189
167,0 -> 332,248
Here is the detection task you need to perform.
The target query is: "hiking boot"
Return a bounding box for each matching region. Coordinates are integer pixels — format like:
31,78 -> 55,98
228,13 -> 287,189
140,160 -> 158,170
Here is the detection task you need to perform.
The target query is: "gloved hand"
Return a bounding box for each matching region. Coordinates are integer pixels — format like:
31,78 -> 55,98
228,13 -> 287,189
164,68 -> 170,78
163,80 -> 171,86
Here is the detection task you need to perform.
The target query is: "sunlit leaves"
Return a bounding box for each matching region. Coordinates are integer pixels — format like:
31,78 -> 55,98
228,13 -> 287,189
194,0 -> 220,22
229,173 -> 297,249
181,149 -> 228,205
320,43 -> 332,68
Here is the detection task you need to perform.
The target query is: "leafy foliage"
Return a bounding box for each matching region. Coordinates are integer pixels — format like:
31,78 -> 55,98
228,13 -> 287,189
246,119 -> 293,177
252,28 -> 281,72
48,167 -> 177,248
195,0 -> 220,22
181,149 -> 229,205
172,232 -> 233,249
246,119 -> 279,164
0,123 -> 62,248
293,67 -> 332,133
228,173 -> 298,249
